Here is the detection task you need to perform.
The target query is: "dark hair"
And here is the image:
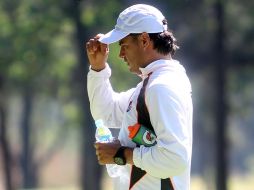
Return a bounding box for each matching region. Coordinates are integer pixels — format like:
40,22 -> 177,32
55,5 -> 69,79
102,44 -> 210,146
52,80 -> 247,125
129,31 -> 179,56
148,31 -> 179,55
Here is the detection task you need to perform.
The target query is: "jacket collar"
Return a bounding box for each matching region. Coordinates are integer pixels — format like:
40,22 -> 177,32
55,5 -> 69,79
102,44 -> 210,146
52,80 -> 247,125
139,59 -> 182,79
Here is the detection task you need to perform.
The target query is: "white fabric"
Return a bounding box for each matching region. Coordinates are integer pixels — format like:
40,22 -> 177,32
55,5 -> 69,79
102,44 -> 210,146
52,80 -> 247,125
99,4 -> 167,44
87,59 -> 193,190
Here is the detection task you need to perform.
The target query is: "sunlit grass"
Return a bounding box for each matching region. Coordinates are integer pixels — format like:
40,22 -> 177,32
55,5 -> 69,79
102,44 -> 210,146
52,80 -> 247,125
228,175 -> 254,190
101,171 -> 254,190
17,172 -> 254,190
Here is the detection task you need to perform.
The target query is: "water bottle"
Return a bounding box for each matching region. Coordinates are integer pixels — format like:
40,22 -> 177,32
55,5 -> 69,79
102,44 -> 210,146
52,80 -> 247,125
95,119 -> 113,142
94,119 -> 122,178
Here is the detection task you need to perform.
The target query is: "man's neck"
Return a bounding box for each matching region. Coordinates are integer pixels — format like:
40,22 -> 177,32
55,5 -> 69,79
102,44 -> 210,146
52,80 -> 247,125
142,52 -> 171,68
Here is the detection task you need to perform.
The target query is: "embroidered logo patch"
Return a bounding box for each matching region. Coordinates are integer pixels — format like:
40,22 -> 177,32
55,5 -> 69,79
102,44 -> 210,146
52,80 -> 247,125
143,131 -> 156,145
126,100 -> 133,112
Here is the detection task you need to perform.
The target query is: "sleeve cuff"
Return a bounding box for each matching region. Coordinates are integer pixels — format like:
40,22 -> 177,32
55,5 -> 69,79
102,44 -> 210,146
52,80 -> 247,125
88,63 -> 111,78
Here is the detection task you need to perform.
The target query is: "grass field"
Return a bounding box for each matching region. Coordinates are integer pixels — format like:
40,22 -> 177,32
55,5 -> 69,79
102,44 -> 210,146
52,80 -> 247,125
101,173 -> 254,190
15,173 -> 254,190
190,175 -> 254,190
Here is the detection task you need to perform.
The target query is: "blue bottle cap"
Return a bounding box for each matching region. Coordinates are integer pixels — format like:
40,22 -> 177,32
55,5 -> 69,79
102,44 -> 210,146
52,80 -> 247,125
95,119 -> 104,128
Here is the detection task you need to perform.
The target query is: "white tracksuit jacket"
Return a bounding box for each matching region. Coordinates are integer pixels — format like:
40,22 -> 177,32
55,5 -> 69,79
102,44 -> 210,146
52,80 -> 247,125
87,59 -> 193,190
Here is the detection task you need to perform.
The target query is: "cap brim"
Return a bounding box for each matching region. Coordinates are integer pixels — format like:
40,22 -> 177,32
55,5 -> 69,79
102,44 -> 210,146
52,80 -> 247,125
99,29 -> 129,44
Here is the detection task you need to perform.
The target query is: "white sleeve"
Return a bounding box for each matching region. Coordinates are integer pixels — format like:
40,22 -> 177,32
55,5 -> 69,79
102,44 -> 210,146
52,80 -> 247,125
132,84 -> 192,178
87,64 -> 135,128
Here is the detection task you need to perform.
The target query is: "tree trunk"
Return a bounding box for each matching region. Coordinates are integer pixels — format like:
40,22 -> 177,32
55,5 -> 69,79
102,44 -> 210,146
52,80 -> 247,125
0,75 -> 13,190
20,86 -> 38,188
71,2 -> 102,190
214,1 -> 228,190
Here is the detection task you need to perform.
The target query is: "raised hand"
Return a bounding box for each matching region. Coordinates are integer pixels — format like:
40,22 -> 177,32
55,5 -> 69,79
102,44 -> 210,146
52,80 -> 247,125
86,34 -> 109,72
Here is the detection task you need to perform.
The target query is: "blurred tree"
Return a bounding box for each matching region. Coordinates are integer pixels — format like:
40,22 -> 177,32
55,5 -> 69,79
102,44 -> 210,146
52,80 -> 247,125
214,1 -> 228,190
0,75 -> 13,190
0,0 -> 253,190
67,1 -> 102,189
0,0 -> 77,188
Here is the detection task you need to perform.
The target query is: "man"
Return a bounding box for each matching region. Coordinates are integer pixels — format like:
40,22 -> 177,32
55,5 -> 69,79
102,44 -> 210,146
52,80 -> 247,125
86,4 -> 193,190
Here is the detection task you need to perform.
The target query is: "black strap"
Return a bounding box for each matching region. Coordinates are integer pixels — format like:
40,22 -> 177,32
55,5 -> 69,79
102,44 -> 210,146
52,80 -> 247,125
129,165 -> 146,189
136,73 -> 154,133
161,178 -> 175,190
129,73 -> 174,190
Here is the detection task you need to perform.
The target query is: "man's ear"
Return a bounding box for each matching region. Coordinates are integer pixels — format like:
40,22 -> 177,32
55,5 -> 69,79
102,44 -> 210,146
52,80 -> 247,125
139,32 -> 151,49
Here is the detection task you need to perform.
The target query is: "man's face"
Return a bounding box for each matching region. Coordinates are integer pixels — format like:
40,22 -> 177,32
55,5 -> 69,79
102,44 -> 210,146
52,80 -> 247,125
118,35 -> 144,74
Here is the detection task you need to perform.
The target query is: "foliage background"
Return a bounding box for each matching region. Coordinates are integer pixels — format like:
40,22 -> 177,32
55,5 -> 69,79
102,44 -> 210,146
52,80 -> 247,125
0,0 -> 253,190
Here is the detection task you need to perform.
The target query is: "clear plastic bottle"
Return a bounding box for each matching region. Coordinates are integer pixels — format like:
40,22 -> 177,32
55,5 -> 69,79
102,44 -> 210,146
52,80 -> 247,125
94,119 -> 122,178
95,119 -> 113,142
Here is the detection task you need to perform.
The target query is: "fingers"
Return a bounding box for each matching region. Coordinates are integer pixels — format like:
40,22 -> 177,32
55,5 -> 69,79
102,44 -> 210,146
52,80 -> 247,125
94,143 -> 107,165
95,33 -> 104,39
86,34 -> 108,55
96,33 -> 109,52
86,39 -> 99,55
100,43 -> 109,54
94,141 -> 121,165
86,40 -> 108,56
85,34 -> 109,70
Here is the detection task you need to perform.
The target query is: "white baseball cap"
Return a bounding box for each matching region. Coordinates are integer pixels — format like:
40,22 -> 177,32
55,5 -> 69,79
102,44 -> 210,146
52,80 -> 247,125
99,4 -> 167,44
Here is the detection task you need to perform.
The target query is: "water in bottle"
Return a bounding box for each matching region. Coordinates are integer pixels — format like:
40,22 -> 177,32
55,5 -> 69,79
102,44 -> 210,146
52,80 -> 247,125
94,119 -> 122,178
95,119 -> 112,142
